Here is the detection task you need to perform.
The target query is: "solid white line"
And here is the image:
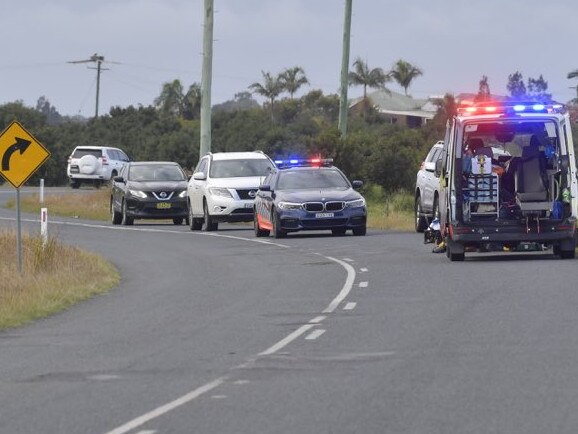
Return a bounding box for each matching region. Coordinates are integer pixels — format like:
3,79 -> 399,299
343,302 -> 357,310
321,256 -> 356,313
135,431 -> 157,434
305,329 -> 326,340
359,281 -> 368,288
309,315 -> 326,324
342,257 -> 354,262
104,377 -> 225,434
258,324 -> 317,356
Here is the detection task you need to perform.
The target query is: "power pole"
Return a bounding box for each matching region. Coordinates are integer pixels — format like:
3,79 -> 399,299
338,0 -> 353,138
68,53 -> 117,118
200,0 -> 214,157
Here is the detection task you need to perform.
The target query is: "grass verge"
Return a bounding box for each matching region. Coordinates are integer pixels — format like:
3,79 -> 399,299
0,229 -> 119,330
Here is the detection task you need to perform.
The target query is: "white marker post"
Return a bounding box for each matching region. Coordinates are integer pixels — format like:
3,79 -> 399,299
39,178 -> 44,204
40,207 -> 48,248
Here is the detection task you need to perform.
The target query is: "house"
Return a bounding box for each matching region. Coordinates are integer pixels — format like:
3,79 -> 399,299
349,89 -> 437,128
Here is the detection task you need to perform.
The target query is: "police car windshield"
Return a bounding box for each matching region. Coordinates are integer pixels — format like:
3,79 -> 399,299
129,165 -> 185,182
210,159 -> 273,178
277,169 -> 349,190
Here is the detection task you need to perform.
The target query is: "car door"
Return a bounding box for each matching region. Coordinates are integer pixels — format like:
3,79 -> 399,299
189,158 -> 208,216
422,147 -> 441,213
111,164 -> 127,211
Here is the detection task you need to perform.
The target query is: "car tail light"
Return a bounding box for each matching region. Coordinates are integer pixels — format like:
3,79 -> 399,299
101,155 -> 108,165
419,161 -> 425,170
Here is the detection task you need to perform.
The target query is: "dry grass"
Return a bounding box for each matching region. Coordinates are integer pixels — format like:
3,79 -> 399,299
365,188 -> 414,232
6,189 -> 111,221
0,229 -> 119,330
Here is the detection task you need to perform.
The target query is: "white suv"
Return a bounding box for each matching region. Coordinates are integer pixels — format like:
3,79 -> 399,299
67,146 -> 130,188
187,151 -> 275,231
415,140 -> 444,232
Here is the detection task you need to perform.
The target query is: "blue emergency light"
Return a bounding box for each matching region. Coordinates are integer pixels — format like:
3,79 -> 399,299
274,158 -> 333,168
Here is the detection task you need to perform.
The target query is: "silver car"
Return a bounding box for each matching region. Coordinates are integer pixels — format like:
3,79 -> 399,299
414,140 -> 444,232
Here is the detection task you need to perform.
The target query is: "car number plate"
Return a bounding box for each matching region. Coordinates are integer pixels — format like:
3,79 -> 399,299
244,203 -> 253,208
156,202 -> 171,209
315,212 -> 334,218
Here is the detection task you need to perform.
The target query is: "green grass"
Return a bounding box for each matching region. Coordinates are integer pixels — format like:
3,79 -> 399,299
0,229 -> 119,330
364,185 -> 414,231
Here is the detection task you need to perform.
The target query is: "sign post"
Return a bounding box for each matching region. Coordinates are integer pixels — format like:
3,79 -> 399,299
0,121 -> 51,274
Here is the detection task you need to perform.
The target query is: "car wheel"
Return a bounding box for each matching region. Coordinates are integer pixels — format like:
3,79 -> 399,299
111,198 -> 122,225
332,228 -> 347,236
188,203 -> 202,231
173,217 -> 184,225
272,209 -> 286,239
254,211 -> 270,237
70,180 -> 80,189
203,201 -> 218,231
121,200 -> 134,226
352,225 -> 366,236
415,195 -> 428,233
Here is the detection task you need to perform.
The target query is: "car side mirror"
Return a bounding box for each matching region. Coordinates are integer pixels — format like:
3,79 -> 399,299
113,176 -> 125,183
259,184 -> 271,192
352,180 -> 363,189
434,158 -> 443,177
193,172 -> 206,181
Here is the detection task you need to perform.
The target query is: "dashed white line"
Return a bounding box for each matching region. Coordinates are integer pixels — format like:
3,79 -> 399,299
309,315 -> 326,324
305,329 -> 326,340
359,281 -> 368,288
343,302 -> 357,310
135,431 -> 157,434
360,267 -> 368,273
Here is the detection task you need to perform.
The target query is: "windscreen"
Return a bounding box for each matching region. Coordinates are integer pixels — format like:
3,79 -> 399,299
128,165 -> 185,181
277,169 -> 350,190
209,159 -> 273,178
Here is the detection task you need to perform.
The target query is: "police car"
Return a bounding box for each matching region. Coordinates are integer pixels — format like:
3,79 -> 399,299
253,158 -> 367,238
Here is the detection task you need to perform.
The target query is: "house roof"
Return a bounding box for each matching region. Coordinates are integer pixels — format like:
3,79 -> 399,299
350,89 -> 437,119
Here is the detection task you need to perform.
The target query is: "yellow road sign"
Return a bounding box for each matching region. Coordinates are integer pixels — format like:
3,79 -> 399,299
0,121 -> 50,188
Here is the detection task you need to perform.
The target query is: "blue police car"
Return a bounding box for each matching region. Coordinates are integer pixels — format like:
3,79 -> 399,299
253,159 -> 367,238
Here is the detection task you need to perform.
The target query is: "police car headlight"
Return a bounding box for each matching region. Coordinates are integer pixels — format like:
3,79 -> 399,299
177,190 -> 187,198
345,198 -> 366,208
278,201 -> 302,210
128,189 -> 147,199
208,187 -> 233,198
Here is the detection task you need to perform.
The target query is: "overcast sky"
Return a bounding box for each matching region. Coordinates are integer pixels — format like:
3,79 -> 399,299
2,0 -> 578,117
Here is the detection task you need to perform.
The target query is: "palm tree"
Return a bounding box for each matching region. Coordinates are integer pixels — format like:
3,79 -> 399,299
389,59 -> 423,96
280,66 -> 309,99
248,71 -> 283,121
568,70 -> 578,103
154,79 -> 184,116
348,57 -> 390,100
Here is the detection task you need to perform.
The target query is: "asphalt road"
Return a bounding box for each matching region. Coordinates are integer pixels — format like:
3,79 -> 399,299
1,187 -> 578,433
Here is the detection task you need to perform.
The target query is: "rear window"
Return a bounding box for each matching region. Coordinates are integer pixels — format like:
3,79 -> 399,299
72,148 -> 102,158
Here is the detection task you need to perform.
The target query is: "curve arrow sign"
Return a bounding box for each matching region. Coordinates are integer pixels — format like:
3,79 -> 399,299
1,137 -> 31,171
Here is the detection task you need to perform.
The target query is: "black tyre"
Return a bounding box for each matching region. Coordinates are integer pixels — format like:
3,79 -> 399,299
254,211 -> 270,237
203,202 -> 218,231
332,228 -> 347,236
352,226 -> 366,236
111,199 -> 122,225
173,217 -> 184,225
415,195 -> 428,233
189,203 -> 203,231
70,180 -> 80,189
446,239 -> 465,261
121,200 -> 134,226
272,210 -> 286,239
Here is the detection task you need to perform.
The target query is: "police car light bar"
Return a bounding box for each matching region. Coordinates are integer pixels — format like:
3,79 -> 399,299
274,158 -> 334,168
457,101 -> 565,116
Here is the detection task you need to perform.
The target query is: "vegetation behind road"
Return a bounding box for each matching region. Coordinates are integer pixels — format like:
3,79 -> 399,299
0,229 -> 119,330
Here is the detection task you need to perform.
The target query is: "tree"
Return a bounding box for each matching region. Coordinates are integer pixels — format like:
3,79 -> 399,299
475,76 -> 491,102
182,83 -> 201,120
527,75 -> 551,101
431,93 -> 457,127
568,69 -> 578,103
507,71 -> 526,99
154,79 -> 184,116
35,96 -> 63,125
248,71 -> 284,122
348,57 -> 390,100
280,66 -> 309,99
389,59 -> 423,96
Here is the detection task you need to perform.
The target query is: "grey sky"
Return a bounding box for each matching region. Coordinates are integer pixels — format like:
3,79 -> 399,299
2,0 -> 577,117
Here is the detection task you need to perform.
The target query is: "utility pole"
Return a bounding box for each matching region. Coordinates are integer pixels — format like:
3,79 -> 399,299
200,0 -> 214,157
68,53 -> 117,118
338,0 -> 353,138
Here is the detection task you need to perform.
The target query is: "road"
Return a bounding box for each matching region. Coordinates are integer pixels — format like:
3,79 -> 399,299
1,187 -> 578,433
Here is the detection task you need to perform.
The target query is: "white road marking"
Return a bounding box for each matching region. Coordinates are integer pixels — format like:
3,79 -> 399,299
360,267 -> 368,273
321,256 -> 356,313
233,379 -> 250,385
343,302 -> 357,310
342,257 -> 354,262
259,324 -> 317,356
135,431 -> 156,434
359,281 -> 368,288
104,377 -> 225,434
309,315 -> 326,324
210,395 -> 227,399
305,329 -> 326,340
